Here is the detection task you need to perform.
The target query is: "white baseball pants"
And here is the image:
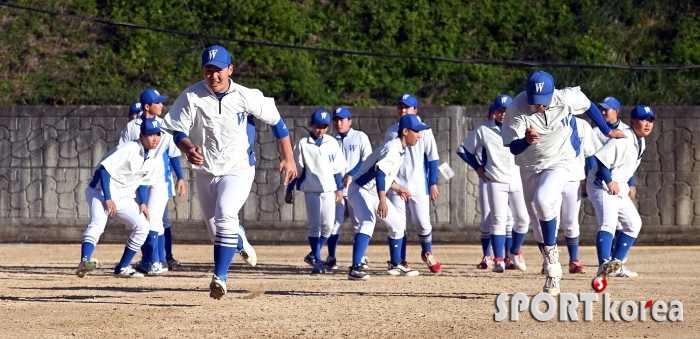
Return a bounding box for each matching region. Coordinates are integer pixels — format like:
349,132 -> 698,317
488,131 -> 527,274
553,181 -> 582,238
82,187 -> 149,252
333,196 -> 358,234
304,191 -> 336,238
520,159 -> 573,223
487,180 -> 529,236
586,181 -> 642,238
146,182 -> 170,236
347,183 -> 405,239
386,191 -> 432,236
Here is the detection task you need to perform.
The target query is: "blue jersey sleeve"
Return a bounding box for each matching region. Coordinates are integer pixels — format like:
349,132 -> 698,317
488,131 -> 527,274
98,166 -> 112,200
334,173 -> 343,191
585,102 -> 611,136
427,160 -> 439,186
509,138 -> 531,155
173,131 -> 189,147
347,160 -> 363,177
457,151 -> 481,171
595,157 -> 613,184
271,118 -> 290,139
136,185 -> 148,205
169,157 -> 184,180
375,169 -> 387,194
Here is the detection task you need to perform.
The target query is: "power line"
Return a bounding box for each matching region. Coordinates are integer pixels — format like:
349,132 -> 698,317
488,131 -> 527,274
2,1 -> 700,71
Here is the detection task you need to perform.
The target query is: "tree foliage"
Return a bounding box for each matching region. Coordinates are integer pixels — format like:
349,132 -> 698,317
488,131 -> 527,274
1,0 -> 699,106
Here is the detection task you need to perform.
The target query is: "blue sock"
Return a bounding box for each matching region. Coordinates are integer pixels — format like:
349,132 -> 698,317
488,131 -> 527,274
352,233 -> 371,266
510,232 -> 527,254
505,236 -> 513,256
157,235 -> 166,263
537,242 -> 545,255
491,234 -> 506,259
213,243 -> 237,282
480,236 -> 491,256
318,236 -> 329,260
612,233 -> 636,261
565,236 -> 580,261
138,231 -> 159,271
164,227 -> 173,259
81,242 -> 95,260
400,234 -> 408,261
328,233 -> 340,258
539,219 -> 558,246
610,229 -> 621,254
388,237 -> 402,266
418,232 -> 432,255
115,247 -> 138,273
308,236 -> 320,261
596,231 -> 614,264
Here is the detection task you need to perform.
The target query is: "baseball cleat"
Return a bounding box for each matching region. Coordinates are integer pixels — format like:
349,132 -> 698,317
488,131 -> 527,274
158,261 -> 169,272
596,259 -> 621,277
543,245 -> 562,278
504,257 -> 516,270
361,256 -> 370,270
324,256 -> 338,270
348,264 -> 370,281
76,258 -> 98,278
209,275 -> 227,299
421,252 -> 442,274
611,265 -> 638,278
492,257 -> 505,273
114,267 -> 144,278
166,258 -> 181,270
311,260 -> 327,274
568,259 -> 587,274
476,255 -> 494,269
303,252 -> 316,267
238,225 -> 257,267
507,251 -> 527,270
387,261 -> 420,276
543,276 -> 561,296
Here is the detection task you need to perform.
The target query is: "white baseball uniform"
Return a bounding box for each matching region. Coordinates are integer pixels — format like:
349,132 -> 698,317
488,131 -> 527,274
586,127 -> 644,237
593,120 -> 630,233
119,117 -> 182,236
292,134 -> 347,238
334,128 -> 372,233
82,141 -> 156,252
384,121 -> 439,237
348,138 -> 406,239
161,79 -> 284,247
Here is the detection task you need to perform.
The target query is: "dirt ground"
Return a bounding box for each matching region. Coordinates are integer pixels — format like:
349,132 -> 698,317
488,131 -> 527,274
0,244 -> 696,338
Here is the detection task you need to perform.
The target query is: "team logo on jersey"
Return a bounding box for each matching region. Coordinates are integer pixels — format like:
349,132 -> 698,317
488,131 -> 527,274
236,112 -> 246,125
209,49 -> 218,60
329,154 -> 335,162
534,82 -> 545,92
348,145 -> 357,152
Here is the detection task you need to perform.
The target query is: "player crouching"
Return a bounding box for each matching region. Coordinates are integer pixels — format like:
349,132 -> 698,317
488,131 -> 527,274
76,118 -> 162,278
586,105 -> 656,278
285,109 -> 347,274
346,114 -> 429,280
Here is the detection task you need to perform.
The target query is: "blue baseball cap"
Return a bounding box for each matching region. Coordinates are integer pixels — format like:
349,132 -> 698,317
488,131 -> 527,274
630,105 -> 656,121
310,109 -> 331,126
333,107 -> 352,119
128,102 -> 142,115
396,94 -> 419,108
140,89 -> 168,106
399,114 -> 430,132
526,71 -> 555,106
140,117 -> 162,135
493,94 -> 513,111
202,45 -> 231,69
598,96 -> 621,111
487,103 -> 495,117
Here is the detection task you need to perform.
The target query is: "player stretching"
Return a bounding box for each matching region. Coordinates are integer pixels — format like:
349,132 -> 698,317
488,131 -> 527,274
76,118 -> 162,278
502,71 -> 625,296
285,109 -> 347,274
384,94 -> 442,274
326,107 -> 372,270
347,114 -> 429,280
162,45 -> 297,299
587,105 -> 655,278
460,95 -> 529,272
119,89 -> 186,274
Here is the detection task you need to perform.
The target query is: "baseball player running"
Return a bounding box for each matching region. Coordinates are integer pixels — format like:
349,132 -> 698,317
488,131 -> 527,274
502,70 -> 625,296
327,107 -> 372,270
284,109 -> 347,274
128,102 -> 142,121
587,105 -> 655,278
119,89 -> 186,274
460,95 -> 529,272
384,94 -> 442,274
161,45 -> 297,299
346,114 -> 429,280
76,117 -> 162,278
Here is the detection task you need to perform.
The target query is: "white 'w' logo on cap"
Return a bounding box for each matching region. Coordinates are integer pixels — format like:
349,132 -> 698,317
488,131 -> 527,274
154,90 -> 160,95
335,108 -> 341,114
501,96 -> 508,103
644,106 -> 651,113
321,112 -> 327,119
403,94 -> 410,99
152,121 -> 159,128
209,49 -> 218,59
535,82 -> 545,92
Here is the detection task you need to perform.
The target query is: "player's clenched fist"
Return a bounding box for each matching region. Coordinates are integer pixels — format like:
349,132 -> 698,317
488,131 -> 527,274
186,146 -> 204,165
284,192 -> 294,204
525,125 -> 540,144
606,128 -> 627,139
607,181 -> 620,195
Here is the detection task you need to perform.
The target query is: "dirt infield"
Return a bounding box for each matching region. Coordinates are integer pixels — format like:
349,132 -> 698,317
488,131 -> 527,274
0,244 -> 696,338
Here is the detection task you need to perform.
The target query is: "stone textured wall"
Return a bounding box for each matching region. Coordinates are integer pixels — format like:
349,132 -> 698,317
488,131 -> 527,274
0,106 -> 696,245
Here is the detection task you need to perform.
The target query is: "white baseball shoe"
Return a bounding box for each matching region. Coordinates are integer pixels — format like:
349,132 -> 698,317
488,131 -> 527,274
543,276 -> 561,296
611,265 -> 638,278
507,251 -> 527,271
209,275 -> 227,299
75,258 -> 98,278
361,256 -> 370,269
596,259 -> 622,277
386,261 -> 419,276
348,264 -> 370,281
543,245 -> 562,277
114,267 -> 144,278
238,225 -> 257,267
492,257 -> 505,273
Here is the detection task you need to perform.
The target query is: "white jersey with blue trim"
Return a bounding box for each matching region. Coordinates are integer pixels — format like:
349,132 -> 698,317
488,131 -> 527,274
461,119 -> 519,183
592,121 -> 629,146
352,138 -> 406,196
161,79 -> 284,176
88,141 -> 157,199
570,118 -> 603,181
293,134 -> 347,193
384,120 -> 439,195
586,127 -> 644,197
502,87 -> 592,172
119,117 -> 182,196
335,128 -> 372,195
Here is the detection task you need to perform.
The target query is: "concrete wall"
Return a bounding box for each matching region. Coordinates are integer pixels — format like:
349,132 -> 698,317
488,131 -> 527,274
0,106 -> 696,245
